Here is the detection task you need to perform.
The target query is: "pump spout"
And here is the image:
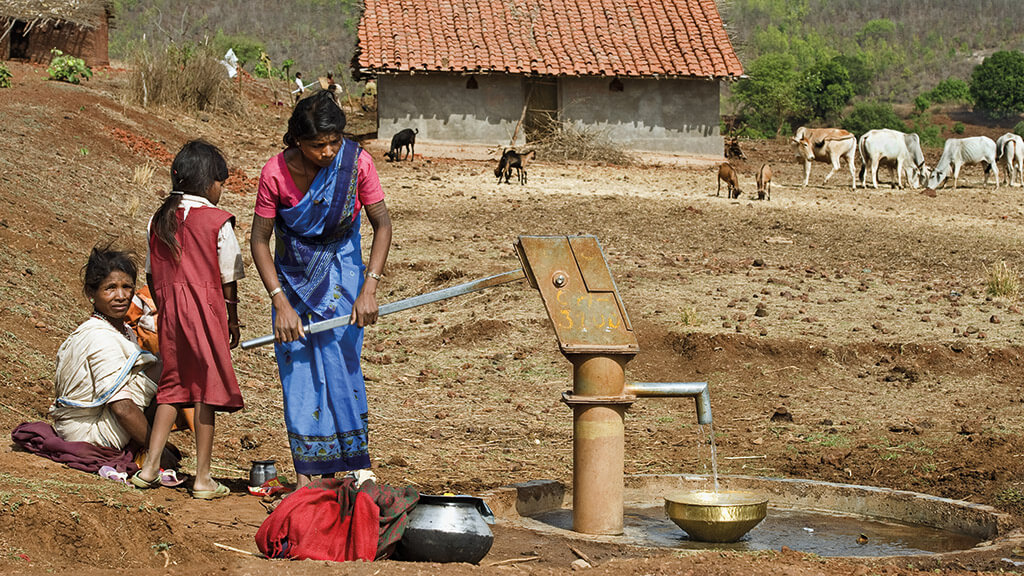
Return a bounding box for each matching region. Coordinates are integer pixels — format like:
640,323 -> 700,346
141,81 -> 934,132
625,382 -> 712,425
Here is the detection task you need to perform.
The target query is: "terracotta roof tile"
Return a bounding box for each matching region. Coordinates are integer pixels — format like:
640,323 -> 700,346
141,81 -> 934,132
356,0 -> 743,78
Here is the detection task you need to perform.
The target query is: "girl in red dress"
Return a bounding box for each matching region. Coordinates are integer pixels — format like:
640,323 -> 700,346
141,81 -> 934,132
132,140 -> 245,500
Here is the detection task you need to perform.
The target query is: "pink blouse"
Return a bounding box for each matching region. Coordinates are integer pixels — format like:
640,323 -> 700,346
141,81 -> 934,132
254,148 -> 384,220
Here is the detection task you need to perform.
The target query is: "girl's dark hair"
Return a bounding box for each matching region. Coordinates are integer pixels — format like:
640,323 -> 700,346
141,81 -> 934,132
284,90 -> 347,148
83,244 -> 137,298
152,140 -> 229,259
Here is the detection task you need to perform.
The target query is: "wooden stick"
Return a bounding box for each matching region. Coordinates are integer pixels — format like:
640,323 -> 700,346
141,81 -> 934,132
0,401 -> 33,420
214,543 -> 263,558
487,556 -> 540,567
723,455 -> 767,460
568,545 -> 592,565
211,464 -> 248,473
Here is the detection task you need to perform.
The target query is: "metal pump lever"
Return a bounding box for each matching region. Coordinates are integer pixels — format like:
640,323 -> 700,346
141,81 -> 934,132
240,269 -> 526,350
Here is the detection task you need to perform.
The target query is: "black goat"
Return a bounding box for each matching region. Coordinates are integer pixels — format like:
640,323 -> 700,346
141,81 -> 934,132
384,128 -> 417,161
494,148 -> 535,185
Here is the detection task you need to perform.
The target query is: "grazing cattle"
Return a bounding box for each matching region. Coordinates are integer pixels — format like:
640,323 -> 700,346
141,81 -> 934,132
756,163 -> 772,201
857,129 -> 929,189
924,136 -> 999,190
384,128 -> 417,161
494,148 -> 535,185
995,132 -> 1024,187
791,127 -> 857,188
717,162 -> 741,199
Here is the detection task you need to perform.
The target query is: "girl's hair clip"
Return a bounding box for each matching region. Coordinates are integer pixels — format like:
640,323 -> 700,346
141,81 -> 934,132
170,190 -> 185,196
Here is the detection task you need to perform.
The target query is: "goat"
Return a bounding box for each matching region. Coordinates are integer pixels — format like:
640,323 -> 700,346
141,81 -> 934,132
717,162 -> 741,199
756,163 -> 772,201
384,128 -> 417,161
495,148 -> 535,185
725,137 -> 747,160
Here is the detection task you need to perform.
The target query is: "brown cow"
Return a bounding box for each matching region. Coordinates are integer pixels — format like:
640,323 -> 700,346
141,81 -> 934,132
791,127 -> 857,188
717,162 -> 741,199
756,163 -> 772,201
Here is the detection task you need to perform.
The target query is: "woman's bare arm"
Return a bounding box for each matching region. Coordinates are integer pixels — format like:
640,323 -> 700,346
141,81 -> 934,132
250,214 -> 304,342
352,200 -> 393,327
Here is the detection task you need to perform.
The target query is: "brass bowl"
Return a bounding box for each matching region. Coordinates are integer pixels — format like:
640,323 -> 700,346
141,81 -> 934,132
664,490 -> 768,543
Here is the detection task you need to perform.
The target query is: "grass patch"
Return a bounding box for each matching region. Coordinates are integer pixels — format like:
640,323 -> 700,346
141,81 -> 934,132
985,260 -> 1019,299
803,432 -> 850,447
678,306 -> 702,327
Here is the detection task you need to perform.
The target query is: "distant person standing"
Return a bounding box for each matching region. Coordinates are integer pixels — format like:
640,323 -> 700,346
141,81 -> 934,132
361,79 -> 377,110
294,72 -> 306,105
325,72 -> 342,107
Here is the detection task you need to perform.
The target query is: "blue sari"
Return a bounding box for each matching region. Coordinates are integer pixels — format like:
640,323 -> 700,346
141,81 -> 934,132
273,140 -> 370,475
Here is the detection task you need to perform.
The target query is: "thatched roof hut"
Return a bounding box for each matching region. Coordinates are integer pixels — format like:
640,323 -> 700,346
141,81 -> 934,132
1,0 -> 112,66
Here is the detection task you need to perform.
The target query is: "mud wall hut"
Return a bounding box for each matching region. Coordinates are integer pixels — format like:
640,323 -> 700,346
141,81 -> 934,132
0,0 -> 111,67
353,0 -> 743,156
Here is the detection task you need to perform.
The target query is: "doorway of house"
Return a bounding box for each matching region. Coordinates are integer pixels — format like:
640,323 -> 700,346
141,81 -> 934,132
9,21 -> 29,60
523,78 -> 558,143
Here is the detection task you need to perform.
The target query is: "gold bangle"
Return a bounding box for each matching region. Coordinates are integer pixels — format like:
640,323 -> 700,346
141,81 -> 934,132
366,271 -> 383,281
268,287 -> 283,298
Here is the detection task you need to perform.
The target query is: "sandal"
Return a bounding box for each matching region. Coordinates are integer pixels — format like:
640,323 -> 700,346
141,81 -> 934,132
192,482 -> 230,500
99,466 -> 129,485
159,469 -> 188,487
130,470 -> 161,489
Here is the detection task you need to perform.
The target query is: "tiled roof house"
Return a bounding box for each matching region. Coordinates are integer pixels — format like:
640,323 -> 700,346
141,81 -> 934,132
354,0 -> 743,155
0,0 -> 112,66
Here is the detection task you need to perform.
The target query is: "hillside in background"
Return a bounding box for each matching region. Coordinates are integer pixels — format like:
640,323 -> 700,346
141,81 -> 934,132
723,0 -> 1024,101
110,0 -> 362,81
109,0 -> 1024,104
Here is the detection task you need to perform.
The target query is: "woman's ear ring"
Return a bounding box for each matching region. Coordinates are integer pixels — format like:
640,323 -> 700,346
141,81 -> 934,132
89,298 -> 95,303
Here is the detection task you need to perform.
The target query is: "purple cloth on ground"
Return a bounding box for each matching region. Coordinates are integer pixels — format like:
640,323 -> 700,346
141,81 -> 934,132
11,421 -> 138,474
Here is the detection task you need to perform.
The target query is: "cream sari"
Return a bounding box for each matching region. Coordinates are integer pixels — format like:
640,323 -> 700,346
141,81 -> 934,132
51,317 -> 159,449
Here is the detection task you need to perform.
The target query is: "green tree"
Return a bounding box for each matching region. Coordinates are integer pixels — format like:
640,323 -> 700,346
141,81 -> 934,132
855,19 -> 897,47
970,51 -> 1024,117
841,102 -> 907,137
212,32 -> 264,69
731,52 -> 802,137
928,77 -> 971,104
834,52 -> 872,96
796,58 -> 855,122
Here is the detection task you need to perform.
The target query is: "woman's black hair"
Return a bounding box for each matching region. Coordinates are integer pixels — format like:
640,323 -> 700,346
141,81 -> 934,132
82,244 -> 137,299
284,90 -> 347,148
152,140 -> 229,259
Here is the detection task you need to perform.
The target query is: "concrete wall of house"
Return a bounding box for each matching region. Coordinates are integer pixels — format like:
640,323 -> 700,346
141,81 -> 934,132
377,73 -> 525,146
377,73 -> 722,155
560,77 -> 722,155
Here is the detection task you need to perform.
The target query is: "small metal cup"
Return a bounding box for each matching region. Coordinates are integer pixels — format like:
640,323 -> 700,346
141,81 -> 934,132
262,460 -> 278,483
249,460 -> 277,487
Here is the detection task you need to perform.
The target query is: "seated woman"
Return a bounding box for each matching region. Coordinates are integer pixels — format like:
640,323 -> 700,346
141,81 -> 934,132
49,246 -> 178,472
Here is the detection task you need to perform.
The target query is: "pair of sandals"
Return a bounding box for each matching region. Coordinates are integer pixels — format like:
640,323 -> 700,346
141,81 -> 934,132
102,466 -> 184,487
130,469 -> 229,500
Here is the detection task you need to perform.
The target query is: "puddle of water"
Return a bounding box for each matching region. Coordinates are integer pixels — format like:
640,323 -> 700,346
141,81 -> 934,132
531,505 -> 982,557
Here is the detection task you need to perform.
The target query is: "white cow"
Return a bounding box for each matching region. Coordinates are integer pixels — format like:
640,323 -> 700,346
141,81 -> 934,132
857,129 -> 929,189
791,127 -> 857,188
995,132 -> 1024,187
924,136 -> 999,190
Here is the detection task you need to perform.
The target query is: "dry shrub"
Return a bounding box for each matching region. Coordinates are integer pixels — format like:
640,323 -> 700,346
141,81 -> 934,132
986,261 -> 1019,299
127,42 -> 242,114
529,113 -> 634,165
131,163 -> 155,188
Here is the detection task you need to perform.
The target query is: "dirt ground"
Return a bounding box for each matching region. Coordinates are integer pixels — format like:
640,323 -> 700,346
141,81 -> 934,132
2,61 -> 1024,575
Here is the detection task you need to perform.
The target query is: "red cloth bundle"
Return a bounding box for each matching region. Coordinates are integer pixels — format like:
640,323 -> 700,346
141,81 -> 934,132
255,477 -> 417,562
